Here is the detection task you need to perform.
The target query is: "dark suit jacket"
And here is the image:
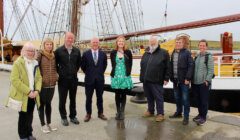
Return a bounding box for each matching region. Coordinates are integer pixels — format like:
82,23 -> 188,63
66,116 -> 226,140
81,49 -> 107,85
110,49 -> 132,77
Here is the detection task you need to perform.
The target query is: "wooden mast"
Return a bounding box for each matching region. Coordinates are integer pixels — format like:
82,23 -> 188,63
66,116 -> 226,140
0,0 -> 3,35
71,0 -> 81,39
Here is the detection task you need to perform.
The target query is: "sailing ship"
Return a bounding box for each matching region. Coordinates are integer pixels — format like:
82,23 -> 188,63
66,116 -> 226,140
1,0 -> 240,112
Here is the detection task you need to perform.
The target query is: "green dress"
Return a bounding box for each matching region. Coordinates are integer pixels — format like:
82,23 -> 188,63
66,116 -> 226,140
111,56 -> 133,89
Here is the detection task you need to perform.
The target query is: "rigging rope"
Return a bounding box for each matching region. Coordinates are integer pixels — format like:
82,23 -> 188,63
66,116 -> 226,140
110,0 -> 124,34
22,0 -> 36,40
52,0 -> 63,40
41,0 -> 56,47
11,0 -> 30,40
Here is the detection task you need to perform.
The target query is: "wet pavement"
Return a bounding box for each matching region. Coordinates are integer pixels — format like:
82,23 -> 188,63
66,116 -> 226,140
0,71 -> 240,140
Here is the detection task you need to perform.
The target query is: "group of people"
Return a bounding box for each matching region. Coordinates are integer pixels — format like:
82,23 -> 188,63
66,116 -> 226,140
7,32 -> 134,140
7,32 -> 214,140
141,35 -> 214,126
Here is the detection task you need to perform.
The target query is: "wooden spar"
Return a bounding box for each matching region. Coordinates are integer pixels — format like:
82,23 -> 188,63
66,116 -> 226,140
0,0 -> 3,35
71,0 -> 80,38
79,13 -> 240,43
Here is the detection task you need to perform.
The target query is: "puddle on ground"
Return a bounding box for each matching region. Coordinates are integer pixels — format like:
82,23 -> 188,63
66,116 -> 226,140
104,116 -> 200,140
105,116 -> 240,140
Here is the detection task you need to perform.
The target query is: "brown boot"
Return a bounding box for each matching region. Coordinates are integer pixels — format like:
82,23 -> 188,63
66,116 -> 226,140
155,114 -> 164,122
84,114 -> 91,122
142,111 -> 154,118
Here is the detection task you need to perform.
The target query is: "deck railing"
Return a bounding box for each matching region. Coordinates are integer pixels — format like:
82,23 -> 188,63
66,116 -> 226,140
214,54 -> 240,78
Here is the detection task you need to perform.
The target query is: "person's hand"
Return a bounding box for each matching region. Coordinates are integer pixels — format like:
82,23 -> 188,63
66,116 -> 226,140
205,81 -> 209,86
185,80 -> 190,85
164,81 -> 168,86
28,91 -> 35,98
33,91 -> 39,98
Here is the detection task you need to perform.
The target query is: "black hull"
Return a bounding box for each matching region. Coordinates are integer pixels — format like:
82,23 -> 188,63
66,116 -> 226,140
163,89 -> 240,112
78,82 -> 240,113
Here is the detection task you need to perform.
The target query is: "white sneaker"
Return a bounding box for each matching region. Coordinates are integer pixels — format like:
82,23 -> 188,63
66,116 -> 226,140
41,125 -> 51,133
47,124 -> 57,131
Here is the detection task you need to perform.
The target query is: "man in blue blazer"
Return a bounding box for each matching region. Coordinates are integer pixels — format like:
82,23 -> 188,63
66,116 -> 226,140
81,37 -> 108,122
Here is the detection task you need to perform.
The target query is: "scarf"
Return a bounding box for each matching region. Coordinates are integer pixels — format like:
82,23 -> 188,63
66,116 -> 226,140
42,50 -> 54,60
24,57 -> 36,90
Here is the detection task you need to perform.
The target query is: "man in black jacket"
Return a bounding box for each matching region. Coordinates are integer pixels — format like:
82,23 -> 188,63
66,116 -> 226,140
55,32 -> 81,126
140,35 -> 170,122
169,35 -> 193,125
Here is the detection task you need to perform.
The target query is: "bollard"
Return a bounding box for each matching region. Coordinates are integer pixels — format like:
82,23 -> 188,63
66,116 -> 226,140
130,87 -> 147,104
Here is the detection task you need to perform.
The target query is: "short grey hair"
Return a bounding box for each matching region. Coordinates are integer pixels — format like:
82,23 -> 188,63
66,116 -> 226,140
149,35 -> 158,41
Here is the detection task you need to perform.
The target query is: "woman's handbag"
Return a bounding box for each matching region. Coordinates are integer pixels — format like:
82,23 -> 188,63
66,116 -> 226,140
6,65 -> 23,112
6,97 -> 22,112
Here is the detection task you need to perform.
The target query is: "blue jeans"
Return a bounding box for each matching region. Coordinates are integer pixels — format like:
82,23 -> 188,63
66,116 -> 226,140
173,83 -> 190,119
143,82 -> 164,115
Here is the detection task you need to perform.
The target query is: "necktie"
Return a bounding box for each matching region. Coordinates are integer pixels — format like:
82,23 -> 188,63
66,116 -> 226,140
94,51 -> 98,65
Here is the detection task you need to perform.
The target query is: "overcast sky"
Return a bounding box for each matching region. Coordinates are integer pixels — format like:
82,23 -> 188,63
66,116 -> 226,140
141,0 -> 240,41
4,0 -> 240,41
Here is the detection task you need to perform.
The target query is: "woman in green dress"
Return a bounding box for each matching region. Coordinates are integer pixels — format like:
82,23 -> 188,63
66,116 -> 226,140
110,36 -> 133,120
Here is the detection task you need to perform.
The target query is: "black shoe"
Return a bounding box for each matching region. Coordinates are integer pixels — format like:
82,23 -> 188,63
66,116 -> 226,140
196,118 -> 206,125
119,112 -> 125,120
115,113 -> 120,120
182,118 -> 189,125
61,119 -> 69,126
193,115 -> 201,122
70,117 -> 80,124
169,112 -> 182,118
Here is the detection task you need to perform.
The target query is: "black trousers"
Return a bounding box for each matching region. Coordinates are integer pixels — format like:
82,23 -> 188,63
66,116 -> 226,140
18,98 -> 35,139
39,87 -> 55,126
58,78 -> 78,119
192,83 -> 210,119
85,79 -> 104,115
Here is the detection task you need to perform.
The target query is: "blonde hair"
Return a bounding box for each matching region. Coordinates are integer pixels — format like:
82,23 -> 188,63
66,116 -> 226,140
21,42 -> 37,59
176,34 -> 190,49
43,38 -> 54,52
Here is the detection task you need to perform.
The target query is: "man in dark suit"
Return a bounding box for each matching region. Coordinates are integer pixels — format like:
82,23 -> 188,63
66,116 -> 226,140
81,37 -> 108,122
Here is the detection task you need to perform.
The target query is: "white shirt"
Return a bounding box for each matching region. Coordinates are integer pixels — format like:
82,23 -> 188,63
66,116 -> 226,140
65,45 -> 73,54
149,45 -> 158,53
91,49 -> 99,60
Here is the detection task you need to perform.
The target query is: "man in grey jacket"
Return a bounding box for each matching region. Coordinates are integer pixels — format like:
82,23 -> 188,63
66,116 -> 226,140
192,39 -> 214,125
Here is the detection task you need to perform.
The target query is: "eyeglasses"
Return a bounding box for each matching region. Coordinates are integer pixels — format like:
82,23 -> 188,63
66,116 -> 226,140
26,50 -> 35,52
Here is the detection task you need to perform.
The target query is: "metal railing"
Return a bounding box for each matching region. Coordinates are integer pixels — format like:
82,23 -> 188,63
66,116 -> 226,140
213,54 -> 240,78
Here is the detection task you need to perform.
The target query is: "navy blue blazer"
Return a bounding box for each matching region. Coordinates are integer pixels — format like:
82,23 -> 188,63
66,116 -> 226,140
81,49 -> 107,85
